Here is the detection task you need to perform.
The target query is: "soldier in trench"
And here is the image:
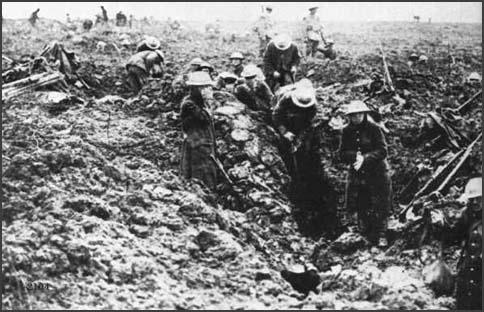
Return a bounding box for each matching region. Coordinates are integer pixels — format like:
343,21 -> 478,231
272,82 -> 338,237
263,34 -> 301,93
339,100 -> 392,247
451,177 -> 482,310
179,71 -> 218,190
125,46 -> 164,95
234,64 -> 273,115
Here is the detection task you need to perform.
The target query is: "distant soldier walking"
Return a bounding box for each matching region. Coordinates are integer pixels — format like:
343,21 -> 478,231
302,6 -> 326,58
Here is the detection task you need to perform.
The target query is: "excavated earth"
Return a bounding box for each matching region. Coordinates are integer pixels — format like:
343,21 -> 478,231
2,19 -> 482,309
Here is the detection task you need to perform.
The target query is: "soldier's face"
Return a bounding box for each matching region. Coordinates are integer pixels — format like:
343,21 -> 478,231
200,86 -> 213,99
349,113 -> 365,125
231,59 -> 242,66
468,196 -> 482,213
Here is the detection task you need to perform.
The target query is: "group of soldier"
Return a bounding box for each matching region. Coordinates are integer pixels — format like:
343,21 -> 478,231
122,7 -> 482,308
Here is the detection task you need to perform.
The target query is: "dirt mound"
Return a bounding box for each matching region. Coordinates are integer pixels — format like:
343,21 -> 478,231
2,19 -> 481,309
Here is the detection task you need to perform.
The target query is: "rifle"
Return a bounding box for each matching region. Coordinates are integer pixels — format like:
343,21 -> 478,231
379,42 -> 395,93
399,133 -> 482,222
210,154 -> 234,185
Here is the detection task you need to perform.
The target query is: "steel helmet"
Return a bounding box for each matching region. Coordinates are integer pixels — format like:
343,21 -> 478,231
291,87 -> 316,108
265,5 -> 273,11
467,72 -> 482,83
199,61 -> 214,71
409,53 -> 419,61
189,57 -> 203,67
309,6 -> 319,11
462,177 -> 482,200
219,71 -> 238,83
186,71 -> 214,86
326,38 -> 335,45
345,100 -> 371,115
418,55 -> 428,63
241,64 -> 259,78
144,36 -> 161,50
273,34 -> 292,51
229,52 -> 244,60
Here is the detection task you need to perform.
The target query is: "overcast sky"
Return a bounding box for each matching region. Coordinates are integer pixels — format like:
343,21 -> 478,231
2,2 -> 482,23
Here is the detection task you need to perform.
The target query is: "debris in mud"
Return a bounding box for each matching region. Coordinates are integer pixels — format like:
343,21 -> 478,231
2,14 -> 481,310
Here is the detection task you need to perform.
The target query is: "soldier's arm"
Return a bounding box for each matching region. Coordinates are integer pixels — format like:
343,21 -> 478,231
339,127 -> 357,164
361,125 -> 388,169
272,97 -> 290,134
234,85 -> 256,109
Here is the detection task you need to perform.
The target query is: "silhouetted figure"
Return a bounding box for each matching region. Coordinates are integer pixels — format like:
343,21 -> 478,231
29,9 -> 40,26
100,6 -> 108,23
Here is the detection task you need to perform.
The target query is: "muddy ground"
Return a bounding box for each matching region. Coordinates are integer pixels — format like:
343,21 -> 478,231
2,18 -> 482,309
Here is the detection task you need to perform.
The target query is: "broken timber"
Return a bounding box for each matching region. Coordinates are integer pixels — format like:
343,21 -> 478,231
399,133 -> 482,222
379,42 -> 395,93
2,72 -> 65,101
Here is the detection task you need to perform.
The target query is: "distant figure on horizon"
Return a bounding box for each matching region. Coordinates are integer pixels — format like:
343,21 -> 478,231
413,15 -> 420,23
100,6 -> 108,23
29,8 -> 40,27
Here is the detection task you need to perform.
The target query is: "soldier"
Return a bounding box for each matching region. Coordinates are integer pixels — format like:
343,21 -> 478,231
66,13 -> 71,24
303,6 -> 325,58
454,177 -> 482,310
129,15 -> 134,28
125,49 -> 164,94
82,19 -> 93,32
188,58 -> 203,73
29,9 -> 40,27
253,5 -> 275,57
339,100 -> 392,247
180,71 -> 218,190
136,36 -> 161,53
263,34 -> 301,92
200,61 -> 216,80
214,72 -> 239,93
228,52 -> 245,77
100,6 -> 108,23
273,81 -> 337,237
116,11 -> 127,27
234,64 -> 273,113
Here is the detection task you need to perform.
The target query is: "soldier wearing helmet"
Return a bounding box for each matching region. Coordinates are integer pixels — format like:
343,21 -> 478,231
302,6 -> 325,58
452,177 -> 482,310
136,36 -> 161,52
339,100 -> 392,247
263,34 -> 301,92
228,52 -> 245,77
214,71 -> 239,93
125,48 -> 165,94
234,64 -> 273,114
272,81 -> 338,236
180,71 -> 217,190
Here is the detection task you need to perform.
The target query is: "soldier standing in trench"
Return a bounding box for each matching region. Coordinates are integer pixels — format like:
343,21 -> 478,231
339,100 -> 392,247
263,34 -> 301,93
273,82 -> 337,237
451,177 -> 482,310
180,72 -> 218,190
